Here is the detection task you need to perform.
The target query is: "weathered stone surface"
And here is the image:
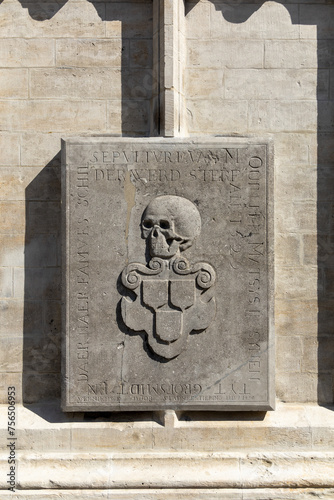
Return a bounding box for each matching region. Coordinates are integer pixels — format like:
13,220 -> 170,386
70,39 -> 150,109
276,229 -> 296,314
30,68 -> 122,100
2,403 -> 334,491
3,489 -> 334,500
56,39 -> 127,68
0,101 -> 107,133
62,137 -> 274,411
0,38 -> 54,67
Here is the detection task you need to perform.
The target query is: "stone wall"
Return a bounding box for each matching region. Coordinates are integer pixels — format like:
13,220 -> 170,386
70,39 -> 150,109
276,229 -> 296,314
0,0 -> 154,404
185,0 -> 334,403
0,0 -> 334,496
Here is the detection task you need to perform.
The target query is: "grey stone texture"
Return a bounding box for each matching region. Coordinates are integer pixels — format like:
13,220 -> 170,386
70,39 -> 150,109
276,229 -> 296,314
62,137 -> 274,411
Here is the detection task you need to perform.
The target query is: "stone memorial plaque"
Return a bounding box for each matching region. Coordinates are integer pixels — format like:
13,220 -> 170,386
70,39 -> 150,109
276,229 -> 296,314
62,137 -> 274,411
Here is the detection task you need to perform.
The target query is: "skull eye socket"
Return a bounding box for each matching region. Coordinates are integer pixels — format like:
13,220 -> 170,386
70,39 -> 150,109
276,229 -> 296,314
143,219 -> 153,229
159,220 -> 170,230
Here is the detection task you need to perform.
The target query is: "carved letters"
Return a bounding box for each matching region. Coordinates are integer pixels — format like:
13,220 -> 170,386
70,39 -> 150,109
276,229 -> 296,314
63,139 -> 274,412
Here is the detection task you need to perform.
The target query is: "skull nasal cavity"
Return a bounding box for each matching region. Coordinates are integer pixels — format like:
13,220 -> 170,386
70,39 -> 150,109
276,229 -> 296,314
153,227 -> 159,237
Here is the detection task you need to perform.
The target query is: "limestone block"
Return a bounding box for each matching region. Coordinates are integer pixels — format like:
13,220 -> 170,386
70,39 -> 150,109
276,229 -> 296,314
44,297 -> 60,330
0,133 -> 20,166
56,39 -> 127,68
187,40 -> 264,69
17,428 -> 72,453
1,403 -> 334,453
225,69 -> 317,100
27,201 -> 60,233
121,100 -> 150,134
313,430 -> 334,451
185,69 -> 223,99
20,134 -> 62,168
0,101 -> 107,133
23,333 -> 60,374
0,267 -> 12,298
0,1 -> 105,38
274,165 -> 316,201
0,300 -> 42,336
187,99 -> 248,134
290,201 -> 317,233
152,421 -> 312,452
24,234 -> 58,268
318,300 -> 334,335
317,202 -> 333,236
0,235 -> 25,267
15,267 -> 61,300
0,201 -> 25,234
12,268 -> 24,300
312,409 -> 334,448
0,69 -> 28,98
317,237 -> 334,283
0,167 -> 59,201
319,40 -> 334,69
3,448 -> 334,489
276,336 -> 302,373
0,38 -> 54,67
319,101 -> 334,132
209,2 -> 299,40
24,167 -> 61,201
265,41 -> 317,69
3,489 -> 334,500
0,372 -> 22,404
275,266 -> 317,301
30,68 -> 122,100
274,202 -> 310,235
276,373 -> 317,402
318,166 -> 334,202
71,426 -> 153,451
239,452 -> 334,488
130,39 -> 153,69
122,69 -> 152,100
106,2 -> 153,38
275,299 -> 318,337
185,1 -> 210,39
274,133 -> 316,167
318,373 -> 334,403
23,373 -> 61,403
248,100 -> 317,133
300,24 -> 317,41
106,99 -> 122,134
324,268 -> 334,299
275,234 -> 301,267
300,5 -> 334,40
317,70 -> 330,101
0,336 -> 22,372
302,234 -> 317,266
301,337 -> 318,373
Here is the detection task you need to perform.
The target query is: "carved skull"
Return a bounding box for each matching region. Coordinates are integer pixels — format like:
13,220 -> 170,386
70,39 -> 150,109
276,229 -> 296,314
141,195 -> 201,259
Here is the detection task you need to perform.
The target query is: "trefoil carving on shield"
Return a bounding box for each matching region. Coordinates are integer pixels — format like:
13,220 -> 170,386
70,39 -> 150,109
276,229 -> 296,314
120,195 -> 216,360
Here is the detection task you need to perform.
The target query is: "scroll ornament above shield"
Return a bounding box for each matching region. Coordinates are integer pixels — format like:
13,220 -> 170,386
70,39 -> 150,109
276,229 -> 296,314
120,195 -> 216,360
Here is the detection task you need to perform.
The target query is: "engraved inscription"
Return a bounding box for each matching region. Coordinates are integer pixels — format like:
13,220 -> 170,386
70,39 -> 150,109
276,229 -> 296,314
63,139 -> 274,412
120,196 -> 216,360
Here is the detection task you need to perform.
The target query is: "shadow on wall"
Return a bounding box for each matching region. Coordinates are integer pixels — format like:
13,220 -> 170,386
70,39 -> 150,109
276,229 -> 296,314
24,155 -> 62,403
22,0 -> 334,409
17,0 -> 155,136
210,0 -> 334,405
21,0 -> 154,408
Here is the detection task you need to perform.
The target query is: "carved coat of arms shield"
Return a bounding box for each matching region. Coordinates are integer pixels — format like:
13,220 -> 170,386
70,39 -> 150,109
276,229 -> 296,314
120,195 -> 216,360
